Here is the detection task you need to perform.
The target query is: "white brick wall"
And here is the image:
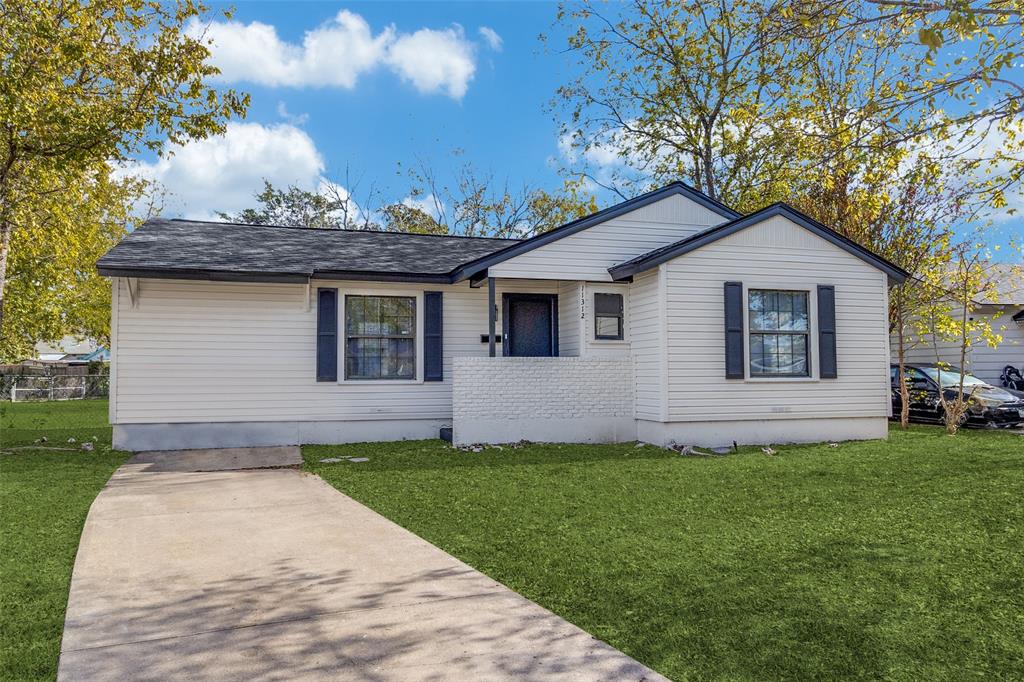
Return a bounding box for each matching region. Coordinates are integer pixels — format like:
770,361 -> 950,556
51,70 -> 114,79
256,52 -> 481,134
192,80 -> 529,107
452,356 -> 635,444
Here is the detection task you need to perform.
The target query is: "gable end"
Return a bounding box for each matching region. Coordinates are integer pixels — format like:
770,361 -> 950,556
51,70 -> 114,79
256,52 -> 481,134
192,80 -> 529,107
450,182 -> 739,283
607,203 -> 909,284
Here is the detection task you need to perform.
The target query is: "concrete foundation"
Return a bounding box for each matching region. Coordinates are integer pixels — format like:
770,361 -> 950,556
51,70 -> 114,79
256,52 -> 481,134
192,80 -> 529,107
636,416 -> 889,448
113,419 -> 448,451
454,416 -> 636,446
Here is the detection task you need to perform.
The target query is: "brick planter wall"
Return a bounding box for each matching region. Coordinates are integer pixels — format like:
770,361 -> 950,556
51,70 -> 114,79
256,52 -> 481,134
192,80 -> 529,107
452,356 -> 635,445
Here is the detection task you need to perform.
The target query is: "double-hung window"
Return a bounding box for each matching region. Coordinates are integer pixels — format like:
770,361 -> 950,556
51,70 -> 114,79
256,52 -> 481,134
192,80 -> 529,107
345,295 -> 416,380
594,293 -> 624,340
748,290 -> 809,377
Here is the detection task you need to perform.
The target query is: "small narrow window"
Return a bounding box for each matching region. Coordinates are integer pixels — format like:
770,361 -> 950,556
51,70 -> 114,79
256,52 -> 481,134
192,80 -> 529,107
748,290 -> 809,377
594,293 -> 624,340
345,295 -> 416,380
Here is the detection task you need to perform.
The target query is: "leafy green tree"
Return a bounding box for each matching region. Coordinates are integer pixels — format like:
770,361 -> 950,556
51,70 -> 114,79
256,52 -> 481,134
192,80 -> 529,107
218,181 -> 356,229
223,169 -> 598,239
0,171 -> 145,360
402,159 -> 598,237
776,0 -> 1024,216
553,0 -> 804,208
912,241 -> 1020,434
0,0 -> 249,359
378,204 -> 447,234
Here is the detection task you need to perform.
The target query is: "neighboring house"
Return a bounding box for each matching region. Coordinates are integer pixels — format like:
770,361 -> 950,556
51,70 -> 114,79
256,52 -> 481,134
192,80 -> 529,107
895,263 -> 1023,385
97,182 -> 908,451
34,336 -> 110,364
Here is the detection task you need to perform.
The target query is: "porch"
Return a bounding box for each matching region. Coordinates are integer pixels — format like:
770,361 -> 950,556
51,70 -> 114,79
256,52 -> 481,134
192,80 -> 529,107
474,276 -> 630,360
452,277 -> 636,445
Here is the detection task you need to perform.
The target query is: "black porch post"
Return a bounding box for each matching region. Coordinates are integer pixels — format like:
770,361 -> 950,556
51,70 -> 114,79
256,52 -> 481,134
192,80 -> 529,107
487,276 -> 496,357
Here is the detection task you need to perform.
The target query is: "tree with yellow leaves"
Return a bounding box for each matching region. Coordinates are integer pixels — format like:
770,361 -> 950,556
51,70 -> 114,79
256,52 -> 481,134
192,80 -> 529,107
0,0 -> 249,360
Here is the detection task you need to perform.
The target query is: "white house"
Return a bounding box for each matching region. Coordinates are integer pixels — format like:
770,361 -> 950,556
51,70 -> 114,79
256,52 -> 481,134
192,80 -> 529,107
895,263 -> 1023,386
34,336 -> 110,364
97,183 -> 908,451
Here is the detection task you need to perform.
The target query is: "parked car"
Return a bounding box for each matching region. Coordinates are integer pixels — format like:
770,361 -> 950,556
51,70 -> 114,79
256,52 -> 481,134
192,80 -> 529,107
891,364 -> 1024,428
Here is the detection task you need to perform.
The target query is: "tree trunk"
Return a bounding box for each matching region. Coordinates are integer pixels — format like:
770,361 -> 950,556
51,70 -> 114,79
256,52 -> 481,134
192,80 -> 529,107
948,286 -> 971,435
895,299 -> 910,428
0,218 -> 11,337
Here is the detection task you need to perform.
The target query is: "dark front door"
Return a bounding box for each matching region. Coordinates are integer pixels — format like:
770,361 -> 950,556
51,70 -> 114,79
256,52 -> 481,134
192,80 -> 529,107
503,294 -> 558,357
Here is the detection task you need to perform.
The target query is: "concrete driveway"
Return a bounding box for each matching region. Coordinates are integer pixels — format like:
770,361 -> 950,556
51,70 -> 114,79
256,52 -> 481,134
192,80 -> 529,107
58,447 -> 664,681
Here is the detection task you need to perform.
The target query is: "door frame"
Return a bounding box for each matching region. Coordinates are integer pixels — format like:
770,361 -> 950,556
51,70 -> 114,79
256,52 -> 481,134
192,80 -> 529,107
501,293 -> 559,357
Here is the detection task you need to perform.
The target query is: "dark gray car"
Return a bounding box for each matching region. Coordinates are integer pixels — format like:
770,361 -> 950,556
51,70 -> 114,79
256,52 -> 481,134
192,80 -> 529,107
891,364 -> 1024,428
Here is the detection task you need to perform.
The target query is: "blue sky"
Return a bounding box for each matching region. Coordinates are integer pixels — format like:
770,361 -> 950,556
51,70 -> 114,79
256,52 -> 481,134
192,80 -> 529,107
128,1 -> 1021,252
134,1 -> 577,221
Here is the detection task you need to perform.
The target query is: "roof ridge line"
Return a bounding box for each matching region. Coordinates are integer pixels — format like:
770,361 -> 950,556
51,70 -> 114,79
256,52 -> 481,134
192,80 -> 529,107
164,218 -> 520,242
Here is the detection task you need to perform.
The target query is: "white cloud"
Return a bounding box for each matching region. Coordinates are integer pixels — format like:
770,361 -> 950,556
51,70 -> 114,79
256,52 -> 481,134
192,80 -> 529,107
119,122 -> 325,219
189,10 -> 478,99
478,26 -> 503,51
386,26 -> 476,99
276,101 -> 309,125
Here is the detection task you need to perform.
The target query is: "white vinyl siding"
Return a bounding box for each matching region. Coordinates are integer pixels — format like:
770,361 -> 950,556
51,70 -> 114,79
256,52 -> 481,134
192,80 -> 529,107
110,277 -> 558,424
662,215 -> 891,421
969,309 -> 1024,383
558,281 -> 582,356
582,282 -> 631,356
489,193 -> 727,281
628,269 -> 663,421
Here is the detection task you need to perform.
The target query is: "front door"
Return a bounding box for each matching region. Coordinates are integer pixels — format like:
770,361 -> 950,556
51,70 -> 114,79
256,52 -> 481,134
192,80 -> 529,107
503,294 -> 558,357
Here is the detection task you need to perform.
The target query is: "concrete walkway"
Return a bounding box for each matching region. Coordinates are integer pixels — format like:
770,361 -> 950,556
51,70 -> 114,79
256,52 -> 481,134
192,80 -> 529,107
58,447 -> 664,681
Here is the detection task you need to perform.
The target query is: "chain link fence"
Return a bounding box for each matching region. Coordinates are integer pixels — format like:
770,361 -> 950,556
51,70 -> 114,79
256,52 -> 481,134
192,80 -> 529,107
1,374 -> 109,402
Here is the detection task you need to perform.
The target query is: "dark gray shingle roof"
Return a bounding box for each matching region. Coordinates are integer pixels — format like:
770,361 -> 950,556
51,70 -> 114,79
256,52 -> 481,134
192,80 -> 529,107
97,219 -> 520,283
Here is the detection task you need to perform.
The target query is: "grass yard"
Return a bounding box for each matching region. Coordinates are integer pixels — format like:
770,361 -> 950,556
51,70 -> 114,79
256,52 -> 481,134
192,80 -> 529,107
307,427 -> 1024,681
0,400 -> 127,681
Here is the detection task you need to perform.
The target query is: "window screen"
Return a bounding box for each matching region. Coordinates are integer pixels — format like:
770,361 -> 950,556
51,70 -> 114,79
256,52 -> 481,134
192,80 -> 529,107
748,290 -> 809,377
345,296 -> 416,380
594,293 -> 624,340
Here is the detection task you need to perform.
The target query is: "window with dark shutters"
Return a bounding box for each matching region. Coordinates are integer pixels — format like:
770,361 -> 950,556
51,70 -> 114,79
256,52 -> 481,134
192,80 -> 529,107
344,295 -> 416,380
316,288 -> 338,382
748,289 -> 811,377
817,285 -> 837,378
424,291 -> 443,381
724,281 -> 745,379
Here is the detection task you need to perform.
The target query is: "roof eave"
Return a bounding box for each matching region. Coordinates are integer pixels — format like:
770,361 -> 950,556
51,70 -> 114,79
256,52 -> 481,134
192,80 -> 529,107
311,270 -> 453,284
97,265 -> 457,285
96,265 -> 311,284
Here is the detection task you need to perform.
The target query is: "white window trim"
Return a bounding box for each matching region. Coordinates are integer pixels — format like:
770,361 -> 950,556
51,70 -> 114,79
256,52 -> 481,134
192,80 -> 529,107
742,282 -> 819,383
339,288 -> 424,385
585,282 -> 630,346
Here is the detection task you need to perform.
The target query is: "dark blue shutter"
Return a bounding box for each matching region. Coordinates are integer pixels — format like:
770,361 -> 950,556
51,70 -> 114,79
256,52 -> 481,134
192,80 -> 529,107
424,291 -> 443,381
724,281 -> 745,379
818,285 -> 837,379
316,288 -> 338,382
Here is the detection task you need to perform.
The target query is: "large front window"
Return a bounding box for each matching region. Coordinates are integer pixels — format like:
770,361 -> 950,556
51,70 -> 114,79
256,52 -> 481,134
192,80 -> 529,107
748,289 -> 809,377
345,295 -> 416,380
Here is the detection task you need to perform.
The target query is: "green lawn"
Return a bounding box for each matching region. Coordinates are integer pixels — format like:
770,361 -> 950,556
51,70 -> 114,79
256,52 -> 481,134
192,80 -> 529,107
306,427 -> 1024,681
0,400 -> 127,681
